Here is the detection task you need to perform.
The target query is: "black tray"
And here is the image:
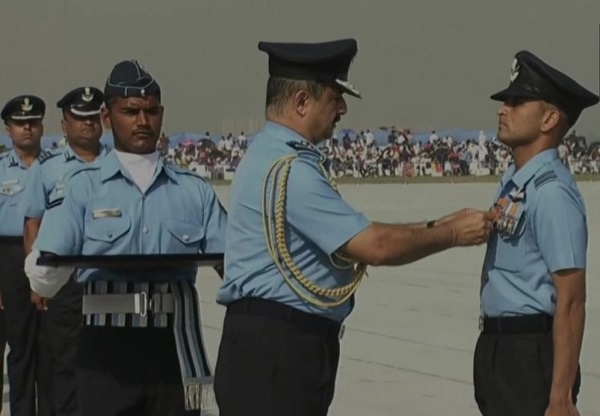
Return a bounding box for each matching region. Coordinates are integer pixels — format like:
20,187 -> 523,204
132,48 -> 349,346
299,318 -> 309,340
36,253 -> 223,269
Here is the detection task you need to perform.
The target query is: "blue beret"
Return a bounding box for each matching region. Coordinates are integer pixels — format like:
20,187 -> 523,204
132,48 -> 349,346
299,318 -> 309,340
491,50 -> 599,126
57,87 -> 104,117
258,38 -> 361,98
1,95 -> 45,123
103,60 -> 160,101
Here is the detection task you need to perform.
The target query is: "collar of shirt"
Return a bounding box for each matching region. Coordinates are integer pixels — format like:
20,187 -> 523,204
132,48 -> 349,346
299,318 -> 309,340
63,143 -> 110,163
6,149 -> 28,169
501,148 -> 559,189
99,150 -> 178,185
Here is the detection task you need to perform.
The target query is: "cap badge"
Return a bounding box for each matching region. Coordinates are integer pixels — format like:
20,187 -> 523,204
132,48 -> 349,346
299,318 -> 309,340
22,98 -> 33,112
509,58 -> 520,83
82,87 -> 94,102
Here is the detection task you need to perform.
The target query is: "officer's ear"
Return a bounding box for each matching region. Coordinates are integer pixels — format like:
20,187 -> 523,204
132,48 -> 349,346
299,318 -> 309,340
101,106 -> 112,130
292,90 -> 310,118
540,101 -> 562,136
60,115 -> 67,136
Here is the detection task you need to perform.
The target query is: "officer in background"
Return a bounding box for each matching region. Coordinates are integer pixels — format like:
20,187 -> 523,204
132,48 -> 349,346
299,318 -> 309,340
475,50 -> 599,416
25,60 -> 227,415
0,95 -> 48,415
23,86 -> 108,416
214,38 -> 493,416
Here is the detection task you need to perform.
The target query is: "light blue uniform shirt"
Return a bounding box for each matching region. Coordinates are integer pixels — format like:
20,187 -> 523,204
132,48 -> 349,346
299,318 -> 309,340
0,149 -> 34,236
481,149 -> 587,317
34,150 -> 228,283
216,121 -> 370,322
24,144 -> 110,219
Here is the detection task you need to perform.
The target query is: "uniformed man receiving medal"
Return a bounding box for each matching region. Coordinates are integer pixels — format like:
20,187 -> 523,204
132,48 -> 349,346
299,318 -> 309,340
23,86 -> 108,416
475,50 -> 599,416
214,38 -> 494,416
24,60 -> 228,415
0,95 -> 50,415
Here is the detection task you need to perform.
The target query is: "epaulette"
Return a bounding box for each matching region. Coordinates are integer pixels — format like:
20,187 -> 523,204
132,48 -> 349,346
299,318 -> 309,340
0,151 -> 9,160
286,141 -> 320,155
37,150 -> 60,165
534,169 -> 557,189
286,141 -> 328,165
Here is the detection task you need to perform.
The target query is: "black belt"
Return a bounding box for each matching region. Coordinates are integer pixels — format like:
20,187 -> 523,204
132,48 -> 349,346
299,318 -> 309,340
482,314 -> 553,334
0,236 -> 23,245
226,298 -> 343,338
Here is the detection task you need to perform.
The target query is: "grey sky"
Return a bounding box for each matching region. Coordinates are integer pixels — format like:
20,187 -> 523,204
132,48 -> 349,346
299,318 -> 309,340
1,0 -> 598,139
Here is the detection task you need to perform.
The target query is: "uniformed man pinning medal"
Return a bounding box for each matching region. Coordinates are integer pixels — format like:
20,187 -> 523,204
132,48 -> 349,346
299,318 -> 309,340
0,94 -> 51,415
214,38 -> 494,416
24,60 -> 228,415
22,85 -> 107,416
475,50 -> 599,416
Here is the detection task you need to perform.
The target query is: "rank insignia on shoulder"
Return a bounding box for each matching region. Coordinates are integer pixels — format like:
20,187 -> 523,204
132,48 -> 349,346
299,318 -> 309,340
285,141 -> 319,154
534,170 -> 557,189
37,150 -> 56,164
91,208 -> 122,219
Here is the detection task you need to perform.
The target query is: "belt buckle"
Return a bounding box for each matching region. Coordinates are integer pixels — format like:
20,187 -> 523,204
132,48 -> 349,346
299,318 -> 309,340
478,315 -> 484,331
338,323 -> 345,340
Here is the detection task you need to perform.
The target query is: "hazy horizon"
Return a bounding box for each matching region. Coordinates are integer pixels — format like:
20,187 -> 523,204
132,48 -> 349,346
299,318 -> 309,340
1,0 -> 598,139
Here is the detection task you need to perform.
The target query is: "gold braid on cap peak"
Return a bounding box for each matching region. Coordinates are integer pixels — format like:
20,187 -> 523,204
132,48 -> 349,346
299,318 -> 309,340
261,153 -> 367,308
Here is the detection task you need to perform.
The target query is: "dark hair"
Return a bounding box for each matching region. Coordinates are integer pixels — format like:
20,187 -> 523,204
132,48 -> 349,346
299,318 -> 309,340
104,96 -> 119,110
265,77 -> 327,115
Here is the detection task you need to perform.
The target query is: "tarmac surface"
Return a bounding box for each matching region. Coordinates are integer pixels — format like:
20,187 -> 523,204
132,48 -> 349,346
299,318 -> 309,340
3,181 -> 600,415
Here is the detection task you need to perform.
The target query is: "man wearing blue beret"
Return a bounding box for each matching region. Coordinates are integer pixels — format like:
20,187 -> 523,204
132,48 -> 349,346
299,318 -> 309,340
25,60 -> 228,415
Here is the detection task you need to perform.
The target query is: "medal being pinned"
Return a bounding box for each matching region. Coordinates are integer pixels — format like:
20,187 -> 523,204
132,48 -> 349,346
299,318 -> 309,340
491,187 -> 525,238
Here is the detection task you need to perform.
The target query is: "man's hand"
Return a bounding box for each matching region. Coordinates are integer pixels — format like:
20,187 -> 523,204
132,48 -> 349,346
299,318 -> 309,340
31,290 -> 48,311
436,208 -> 479,226
545,400 -> 580,416
447,210 -> 494,246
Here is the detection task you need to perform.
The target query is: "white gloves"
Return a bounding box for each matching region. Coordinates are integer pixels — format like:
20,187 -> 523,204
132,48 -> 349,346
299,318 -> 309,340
24,249 -> 75,298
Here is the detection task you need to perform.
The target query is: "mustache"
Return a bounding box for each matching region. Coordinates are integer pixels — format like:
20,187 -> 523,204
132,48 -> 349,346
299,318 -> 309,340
133,129 -> 154,135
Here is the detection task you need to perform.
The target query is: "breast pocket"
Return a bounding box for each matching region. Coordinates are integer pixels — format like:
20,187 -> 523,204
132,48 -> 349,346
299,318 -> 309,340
165,219 -> 204,253
84,217 -> 132,254
0,183 -> 24,206
493,213 -> 527,272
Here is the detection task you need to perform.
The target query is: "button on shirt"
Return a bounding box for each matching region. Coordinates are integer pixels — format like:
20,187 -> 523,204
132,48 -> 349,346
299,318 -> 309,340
24,144 -> 110,219
481,149 -> 587,317
0,150 -> 33,236
216,121 -> 370,322
33,150 -> 228,284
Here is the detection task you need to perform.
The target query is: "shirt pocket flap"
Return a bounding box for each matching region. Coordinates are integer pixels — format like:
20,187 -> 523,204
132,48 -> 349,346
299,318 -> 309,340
0,183 -> 24,197
166,220 -> 204,245
85,217 -> 132,243
493,215 -> 527,272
